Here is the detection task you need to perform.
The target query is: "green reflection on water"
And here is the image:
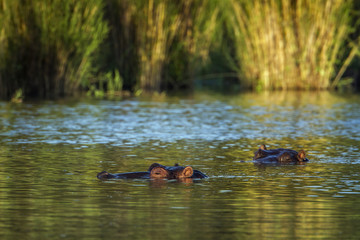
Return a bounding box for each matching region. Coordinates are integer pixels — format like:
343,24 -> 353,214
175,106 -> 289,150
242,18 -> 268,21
0,92 -> 360,239
1,142 -> 360,239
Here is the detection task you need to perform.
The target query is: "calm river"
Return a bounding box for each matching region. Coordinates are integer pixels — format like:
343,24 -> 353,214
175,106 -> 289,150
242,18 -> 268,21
0,91 -> 360,239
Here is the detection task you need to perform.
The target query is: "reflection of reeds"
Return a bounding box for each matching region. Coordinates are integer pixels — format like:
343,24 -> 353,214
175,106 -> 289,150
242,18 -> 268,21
230,0 -> 358,90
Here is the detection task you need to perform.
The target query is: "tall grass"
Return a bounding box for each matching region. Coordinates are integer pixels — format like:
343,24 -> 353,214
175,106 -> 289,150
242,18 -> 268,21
164,0 -> 221,90
130,0 -> 219,92
133,0 -> 179,92
0,0 -> 359,99
102,0 -> 138,91
0,0 -> 108,99
229,0 -> 359,90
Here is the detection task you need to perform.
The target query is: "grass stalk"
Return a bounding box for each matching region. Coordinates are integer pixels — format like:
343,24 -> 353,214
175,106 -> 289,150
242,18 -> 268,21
229,0 -> 358,90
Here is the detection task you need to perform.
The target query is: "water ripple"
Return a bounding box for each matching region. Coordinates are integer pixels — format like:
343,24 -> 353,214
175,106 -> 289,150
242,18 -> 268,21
0,92 -> 360,162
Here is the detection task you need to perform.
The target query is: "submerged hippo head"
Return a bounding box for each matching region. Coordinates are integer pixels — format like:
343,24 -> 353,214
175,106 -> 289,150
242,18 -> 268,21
97,171 -> 111,179
97,163 -> 207,180
253,144 -> 308,163
148,163 -> 194,179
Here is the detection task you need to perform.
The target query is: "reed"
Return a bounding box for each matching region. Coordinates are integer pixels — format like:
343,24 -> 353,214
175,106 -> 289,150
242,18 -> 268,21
164,0 -> 221,89
102,0 -> 138,91
229,0 -> 358,90
0,0 -> 108,99
106,0 -> 220,93
1,0 -> 359,99
133,0 -> 177,92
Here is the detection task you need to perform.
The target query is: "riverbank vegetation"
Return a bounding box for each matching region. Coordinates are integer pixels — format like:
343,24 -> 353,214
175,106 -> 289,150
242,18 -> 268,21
0,0 -> 359,100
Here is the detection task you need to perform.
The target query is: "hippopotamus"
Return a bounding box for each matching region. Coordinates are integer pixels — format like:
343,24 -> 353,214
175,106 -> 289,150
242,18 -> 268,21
97,163 -> 208,180
253,144 -> 309,164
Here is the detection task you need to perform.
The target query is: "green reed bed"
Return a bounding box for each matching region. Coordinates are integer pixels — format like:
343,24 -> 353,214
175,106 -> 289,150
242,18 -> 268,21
106,0 -> 220,93
229,0 -> 359,90
0,0 -> 108,99
0,0 -> 359,100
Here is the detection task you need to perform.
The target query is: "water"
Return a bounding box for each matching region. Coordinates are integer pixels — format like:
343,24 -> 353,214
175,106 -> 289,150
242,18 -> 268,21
0,91 -> 360,239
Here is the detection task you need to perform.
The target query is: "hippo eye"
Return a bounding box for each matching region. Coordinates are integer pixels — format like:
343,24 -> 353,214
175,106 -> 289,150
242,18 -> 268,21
279,153 -> 291,161
150,167 -> 168,179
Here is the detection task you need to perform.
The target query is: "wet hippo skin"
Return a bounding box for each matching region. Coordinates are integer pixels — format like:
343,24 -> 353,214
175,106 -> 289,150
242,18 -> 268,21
97,163 -> 208,180
253,144 -> 309,164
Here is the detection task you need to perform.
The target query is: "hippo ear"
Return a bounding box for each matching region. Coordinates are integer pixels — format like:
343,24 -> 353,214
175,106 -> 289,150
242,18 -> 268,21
150,166 -> 169,179
298,150 -> 306,161
259,144 -> 267,150
182,166 -> 193,178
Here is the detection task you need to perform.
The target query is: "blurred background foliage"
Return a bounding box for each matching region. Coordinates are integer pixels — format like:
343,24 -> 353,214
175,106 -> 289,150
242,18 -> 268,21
0,0 -> 359,100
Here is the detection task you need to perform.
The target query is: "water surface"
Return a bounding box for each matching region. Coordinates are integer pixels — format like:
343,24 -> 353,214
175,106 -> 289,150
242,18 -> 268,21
0,91 -> 360,239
